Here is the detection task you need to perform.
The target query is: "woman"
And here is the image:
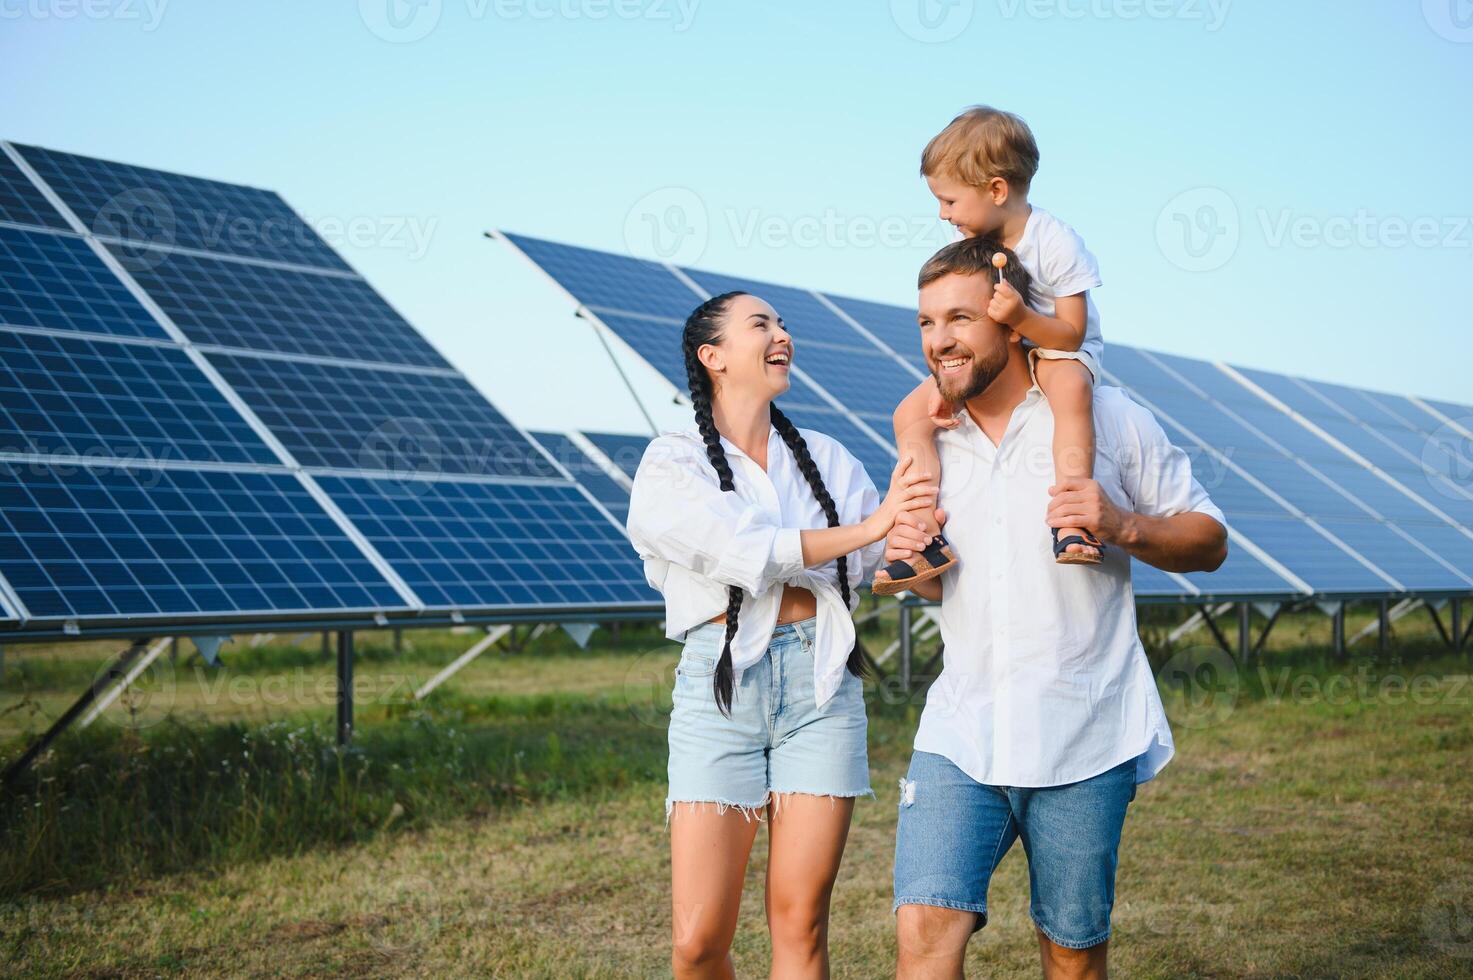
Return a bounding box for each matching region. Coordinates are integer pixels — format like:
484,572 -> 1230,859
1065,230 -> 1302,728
627,291 -> 935,978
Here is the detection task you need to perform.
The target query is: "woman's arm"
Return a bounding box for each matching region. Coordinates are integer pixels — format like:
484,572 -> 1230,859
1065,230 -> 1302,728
799,455 -> 935,567
627,439 -> 935,593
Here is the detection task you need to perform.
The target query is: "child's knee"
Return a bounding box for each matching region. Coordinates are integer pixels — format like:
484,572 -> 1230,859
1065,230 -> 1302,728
1036,359 -> 1093,405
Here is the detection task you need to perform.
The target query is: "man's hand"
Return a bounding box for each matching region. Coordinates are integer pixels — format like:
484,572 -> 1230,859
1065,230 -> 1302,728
926,385 -> 961,430
886,508 -> 948,564
1046,479 -> 1134,547
987,278 -> 1026,326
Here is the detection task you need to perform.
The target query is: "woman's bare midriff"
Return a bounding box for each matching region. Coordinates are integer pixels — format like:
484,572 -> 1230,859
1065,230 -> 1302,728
709,585 -> 817,626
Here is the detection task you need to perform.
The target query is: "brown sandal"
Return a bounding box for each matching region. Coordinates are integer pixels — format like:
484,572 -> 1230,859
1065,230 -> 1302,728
870,535 -> 957,596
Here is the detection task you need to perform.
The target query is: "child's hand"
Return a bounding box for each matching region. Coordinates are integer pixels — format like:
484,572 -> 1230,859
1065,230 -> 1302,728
926,385 -> 961,430
988,278 -> 1026,326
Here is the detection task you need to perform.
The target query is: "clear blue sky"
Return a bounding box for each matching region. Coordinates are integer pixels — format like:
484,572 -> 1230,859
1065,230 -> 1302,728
3,2 -> 1469,435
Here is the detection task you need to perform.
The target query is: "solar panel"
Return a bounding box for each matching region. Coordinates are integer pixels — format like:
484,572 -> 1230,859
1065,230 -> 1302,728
0,466 -> 403,620
0,227 -> 168,339
581,431 -> 651,481
0,330 -> 276,465
0,148 -> 660,632
117,245 -> 449,368
503,232 -> 698,320
0,150 -> 69,231
317,476 -> 658,610
821,292 -> 930,374
1108,351 -> 1470,593
14,143 -> 351,272
530,432 -> 632,524
208,352 -> 557,478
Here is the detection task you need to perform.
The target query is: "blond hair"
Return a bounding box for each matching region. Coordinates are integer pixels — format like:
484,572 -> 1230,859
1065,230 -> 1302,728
920,106 -> 1040,193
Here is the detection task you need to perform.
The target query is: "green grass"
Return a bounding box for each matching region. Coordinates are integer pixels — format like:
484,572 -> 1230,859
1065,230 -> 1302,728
1,611 -> 1471,977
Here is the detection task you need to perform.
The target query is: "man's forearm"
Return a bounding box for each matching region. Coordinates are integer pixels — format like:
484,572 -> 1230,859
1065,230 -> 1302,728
1114,511 -> 1227,573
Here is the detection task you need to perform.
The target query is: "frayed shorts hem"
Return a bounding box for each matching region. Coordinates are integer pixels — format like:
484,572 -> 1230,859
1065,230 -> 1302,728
665,786 -> 874,825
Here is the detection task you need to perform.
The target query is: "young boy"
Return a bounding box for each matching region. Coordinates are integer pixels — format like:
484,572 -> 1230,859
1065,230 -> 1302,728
872,106 -> 1105,595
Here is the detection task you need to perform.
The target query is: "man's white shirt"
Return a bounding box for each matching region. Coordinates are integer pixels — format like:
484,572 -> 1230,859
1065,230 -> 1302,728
914,385 -> 1226,787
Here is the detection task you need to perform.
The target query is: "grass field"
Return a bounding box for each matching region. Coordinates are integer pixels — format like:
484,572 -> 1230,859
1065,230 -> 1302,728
2,605 -> 1472,978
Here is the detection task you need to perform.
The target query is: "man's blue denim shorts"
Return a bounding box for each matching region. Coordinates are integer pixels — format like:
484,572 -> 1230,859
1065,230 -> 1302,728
893,749 -> 1139,949
665,618 -> 873,822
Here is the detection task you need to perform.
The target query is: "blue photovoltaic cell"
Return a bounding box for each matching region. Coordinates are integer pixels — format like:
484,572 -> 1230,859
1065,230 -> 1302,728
777,405 -> 896,489
1130,560 -> 1187,598
0,466 -> 402,620
821,292 -> 931,374
207,352 -> 555,478
0,227 -> 167,339
591,311 -> 687,391
1422,398 -> 1473,425
531,431 -> 632,524
16,144 -> 351,272
1391,521 -> 1473,582
1314,518 -> 1470,591
0,331 -> 275,465
1226,515 -> 1392,594
505,233 -> 697,320
0,150 -> 69,231
117,245 -> 449,368
317,476 -> 658,609
1178,544 -> 1300,597
582,432 -> 653,481
788,341 -> 920,421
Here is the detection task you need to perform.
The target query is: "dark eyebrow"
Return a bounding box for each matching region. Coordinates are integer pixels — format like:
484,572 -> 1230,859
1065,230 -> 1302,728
747,312 -> 784,327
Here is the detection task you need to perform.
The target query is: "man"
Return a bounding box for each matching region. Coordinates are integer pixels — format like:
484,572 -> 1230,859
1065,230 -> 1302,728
885,236 -> 1228,980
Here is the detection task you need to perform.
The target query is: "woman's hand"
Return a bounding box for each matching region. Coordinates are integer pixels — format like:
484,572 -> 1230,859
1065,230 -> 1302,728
863,455 -> 938,544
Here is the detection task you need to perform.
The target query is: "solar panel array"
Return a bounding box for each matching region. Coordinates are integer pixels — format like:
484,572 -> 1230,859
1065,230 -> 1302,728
0,143 -> 656,633
501,231 -> 1473,601
530,431 -> 637,524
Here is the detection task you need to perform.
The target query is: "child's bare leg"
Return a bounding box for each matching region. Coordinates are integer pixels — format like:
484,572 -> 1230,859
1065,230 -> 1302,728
892,380 -> 946,539
895,420 -> 943,539
1035,358 -> 1097,558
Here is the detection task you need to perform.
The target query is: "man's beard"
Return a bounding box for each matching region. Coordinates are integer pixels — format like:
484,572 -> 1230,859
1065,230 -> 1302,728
932,342 -> 1009,404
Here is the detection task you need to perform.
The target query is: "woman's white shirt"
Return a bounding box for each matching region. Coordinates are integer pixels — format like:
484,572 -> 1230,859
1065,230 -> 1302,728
626,423 -> 884,710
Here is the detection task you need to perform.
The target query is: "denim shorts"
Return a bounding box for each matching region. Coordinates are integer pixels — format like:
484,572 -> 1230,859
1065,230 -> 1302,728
893,750 -> 1139,949
665,617 -> 873,822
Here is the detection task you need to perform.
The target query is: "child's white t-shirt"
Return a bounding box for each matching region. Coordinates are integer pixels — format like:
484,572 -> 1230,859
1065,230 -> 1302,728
1011,206 -> 1104,369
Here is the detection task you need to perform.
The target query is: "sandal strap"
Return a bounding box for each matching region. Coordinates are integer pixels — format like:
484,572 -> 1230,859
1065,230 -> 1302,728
1052,526 -> 1105,557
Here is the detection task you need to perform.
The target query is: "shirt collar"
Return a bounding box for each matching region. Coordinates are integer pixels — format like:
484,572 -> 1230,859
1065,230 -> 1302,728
677,421 -> 778,464
951,385 -> 1045,448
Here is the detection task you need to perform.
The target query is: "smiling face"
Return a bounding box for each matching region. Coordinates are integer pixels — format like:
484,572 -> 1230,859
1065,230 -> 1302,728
926,172 -> 1009,239
697,293 -> 794,402
918,270 -> 1015,403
